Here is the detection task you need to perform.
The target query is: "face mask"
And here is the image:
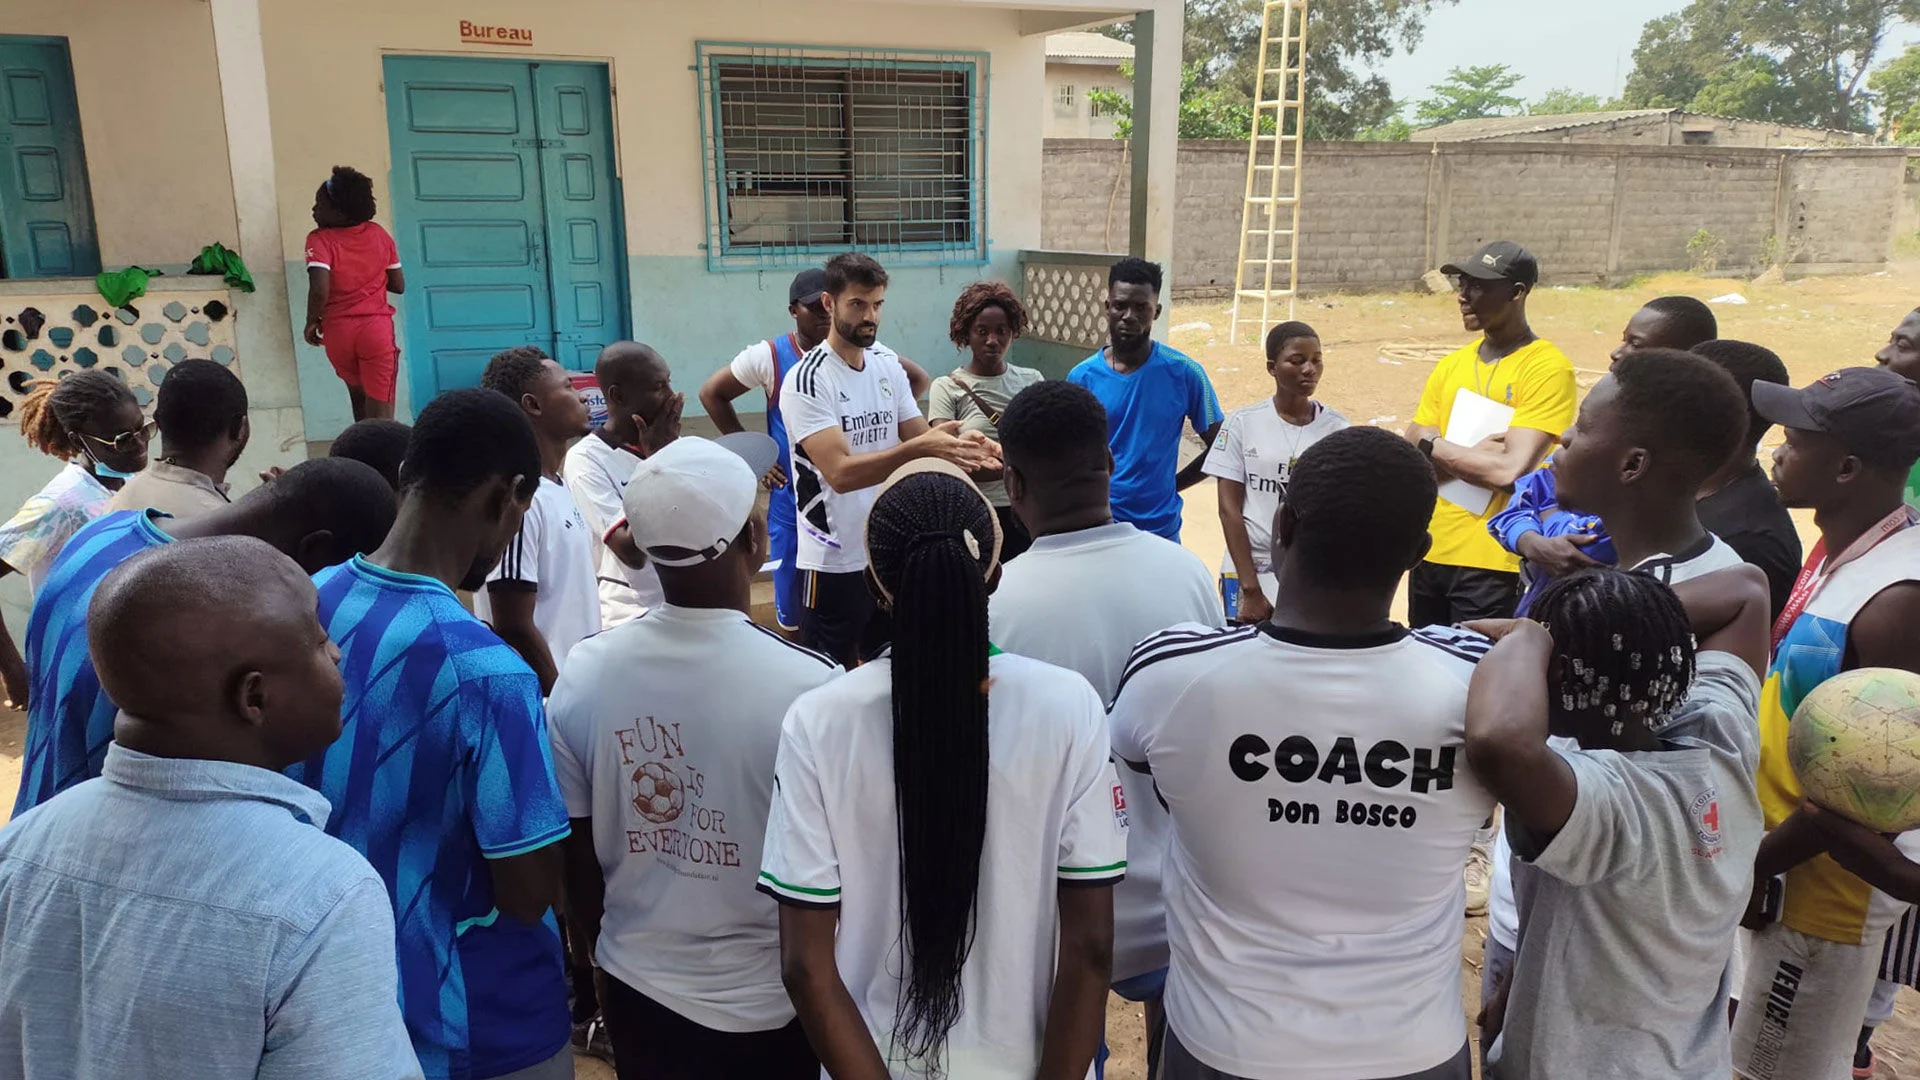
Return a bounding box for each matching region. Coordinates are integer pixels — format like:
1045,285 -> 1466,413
80,445 -> 136,481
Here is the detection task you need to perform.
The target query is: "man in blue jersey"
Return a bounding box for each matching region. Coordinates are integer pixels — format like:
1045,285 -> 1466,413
287,388 -> 573,1080
1067,257 -> 1224,542
699,268 -> 932,635
13,458 -> 396,814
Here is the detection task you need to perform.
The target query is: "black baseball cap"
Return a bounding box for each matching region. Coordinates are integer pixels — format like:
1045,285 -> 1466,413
1441,241 -> 1540,287
789,269 -> 827,306
1751,366 -> 1920,469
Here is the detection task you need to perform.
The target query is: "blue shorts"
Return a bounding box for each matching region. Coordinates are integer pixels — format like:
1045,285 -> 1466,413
769,512 -> 798,631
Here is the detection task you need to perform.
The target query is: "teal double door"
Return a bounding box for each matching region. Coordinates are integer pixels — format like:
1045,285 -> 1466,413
0,36 -> 99,278
383,56 -> 628,398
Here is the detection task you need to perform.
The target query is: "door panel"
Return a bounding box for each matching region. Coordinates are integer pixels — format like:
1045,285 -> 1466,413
532,63 -> 626,372
0,38 -> 100,278
384,56 -> 553,398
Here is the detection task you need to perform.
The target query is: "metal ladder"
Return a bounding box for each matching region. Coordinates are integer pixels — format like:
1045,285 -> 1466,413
1229,0 -> 1310,345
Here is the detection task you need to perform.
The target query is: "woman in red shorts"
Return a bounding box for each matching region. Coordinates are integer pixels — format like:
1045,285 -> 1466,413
304,166 -> 404,421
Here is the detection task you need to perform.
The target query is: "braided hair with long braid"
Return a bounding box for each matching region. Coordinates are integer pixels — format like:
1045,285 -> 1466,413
1531,568 -> 1697,739
864,468 -> 1000,1075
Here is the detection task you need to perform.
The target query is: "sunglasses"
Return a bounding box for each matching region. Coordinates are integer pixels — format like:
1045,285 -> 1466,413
76,419 -> 156,456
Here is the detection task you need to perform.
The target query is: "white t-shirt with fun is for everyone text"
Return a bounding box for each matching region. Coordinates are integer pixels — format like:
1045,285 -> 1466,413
759,651 -> 1128,1079
778,344 -> 921,574
547,604 -> 840,1032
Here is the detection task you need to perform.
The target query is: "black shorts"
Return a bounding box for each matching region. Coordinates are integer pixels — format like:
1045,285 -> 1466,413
798,568 -> 892,668
602,975 -> 817,1080
1408,562 -> 1520,628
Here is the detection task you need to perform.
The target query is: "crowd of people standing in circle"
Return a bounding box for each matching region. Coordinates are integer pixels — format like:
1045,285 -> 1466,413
0,221 -> 1918,1080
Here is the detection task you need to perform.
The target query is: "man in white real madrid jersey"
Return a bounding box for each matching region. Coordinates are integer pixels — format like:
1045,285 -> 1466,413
778,252 -> 997,667
549,432 -> 840,1078
1108,426 -> 1491,1080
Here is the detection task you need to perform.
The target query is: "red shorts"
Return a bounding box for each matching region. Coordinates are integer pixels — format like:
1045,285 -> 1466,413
322,314 -> 398,402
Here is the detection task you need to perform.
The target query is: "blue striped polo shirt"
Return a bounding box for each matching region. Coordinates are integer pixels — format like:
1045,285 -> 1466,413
14,509 -> 173,815
288,556 -> 572,1080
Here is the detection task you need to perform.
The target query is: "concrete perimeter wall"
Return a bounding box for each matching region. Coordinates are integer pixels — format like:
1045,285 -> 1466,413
1043,139 -> 1913,296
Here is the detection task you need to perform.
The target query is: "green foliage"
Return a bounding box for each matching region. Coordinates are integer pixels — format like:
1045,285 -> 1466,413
1086,61 -> 1274,140
1174,0 -> 1458,140
1414,64 -> 1525,127
1619,0 -> 1920,132
1687,228 -> 1728,274
1690,53 -> 1804,122
1870,45 -> 1920,143
1530,88 -> 1607,116
1355,113 -> 1415,141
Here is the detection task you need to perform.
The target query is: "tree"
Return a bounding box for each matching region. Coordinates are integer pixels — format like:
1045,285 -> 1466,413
1619,0 -> 1920,131
1690,53 -> 1805,122
1870,45 -> 1920,143
1414,64 -> 1525,127
1131,0 -> 1458,140
1086,62 -> 1268,139
1530,88 -> 1607,115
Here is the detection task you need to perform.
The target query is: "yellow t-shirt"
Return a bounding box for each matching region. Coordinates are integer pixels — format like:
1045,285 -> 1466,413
1412,338 -> 1578,572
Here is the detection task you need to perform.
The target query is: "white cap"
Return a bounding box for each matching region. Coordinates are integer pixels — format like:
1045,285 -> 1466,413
622,433 -> 779,567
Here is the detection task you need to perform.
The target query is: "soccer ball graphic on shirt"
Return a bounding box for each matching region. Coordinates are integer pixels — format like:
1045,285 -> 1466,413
631,761 -> 686,824
1788,667 -> 1920,832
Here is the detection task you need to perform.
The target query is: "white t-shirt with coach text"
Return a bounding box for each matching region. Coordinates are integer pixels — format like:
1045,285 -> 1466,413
759,651 -> 1128,1079
990,521 -> 1223,981
1109,622 -> 1496,1080
778,344 -> 922,574
547,604 -> 840,1031
1487,532 -> 1746,950
563,434 -> 663,627
472,476 -> 601,675
1201,401 -> 1349,578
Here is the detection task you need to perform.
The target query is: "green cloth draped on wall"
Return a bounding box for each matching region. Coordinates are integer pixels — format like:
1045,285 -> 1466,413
94,266 -> 159,309
189,242 -> 255,293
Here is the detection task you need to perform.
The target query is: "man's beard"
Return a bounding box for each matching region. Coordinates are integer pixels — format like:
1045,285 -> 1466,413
838,320 -> 878,348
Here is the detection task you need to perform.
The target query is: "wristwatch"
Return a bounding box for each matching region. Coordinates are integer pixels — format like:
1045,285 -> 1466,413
1418,437 -> 1436,460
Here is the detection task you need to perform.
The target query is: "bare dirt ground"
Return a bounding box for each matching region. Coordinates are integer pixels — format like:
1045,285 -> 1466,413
7,263 -> 1920,1078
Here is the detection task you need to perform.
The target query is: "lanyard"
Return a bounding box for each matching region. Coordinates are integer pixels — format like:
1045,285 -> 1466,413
1771,506 -> 1917,650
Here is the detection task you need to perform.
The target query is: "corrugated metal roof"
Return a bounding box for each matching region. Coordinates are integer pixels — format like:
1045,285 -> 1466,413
1412,108 -> 1873,143
1045,31 -> 1134,63
1412,110 -> 1674,141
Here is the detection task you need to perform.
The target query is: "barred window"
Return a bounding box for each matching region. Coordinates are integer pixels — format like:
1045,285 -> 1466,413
697,44 -> 988,269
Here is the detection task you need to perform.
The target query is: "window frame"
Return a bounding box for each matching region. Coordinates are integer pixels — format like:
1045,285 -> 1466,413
695,41 -> 991,271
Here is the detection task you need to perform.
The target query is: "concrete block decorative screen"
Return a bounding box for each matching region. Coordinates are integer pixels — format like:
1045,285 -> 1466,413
696,41 -> 989,270
0,285 -> 237,420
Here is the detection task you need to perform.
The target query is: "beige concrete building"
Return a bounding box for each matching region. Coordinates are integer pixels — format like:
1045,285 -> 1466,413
1045,31 -> 1132,139
0,0 -> 1183,631
1413,108 -> 1876,148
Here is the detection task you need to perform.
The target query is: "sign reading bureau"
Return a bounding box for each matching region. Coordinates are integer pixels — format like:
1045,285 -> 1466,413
459,19 -> 533,46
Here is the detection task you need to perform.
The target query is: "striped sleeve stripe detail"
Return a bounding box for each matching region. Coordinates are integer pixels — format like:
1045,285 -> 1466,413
498,525 -> 532,583
747,622 -> 839,668
1112,625 -> 1256,703
757,872 -> 841,909
1409,626 -> 1494,664
1058,861 -> 1127,886
794,351 -> 829,397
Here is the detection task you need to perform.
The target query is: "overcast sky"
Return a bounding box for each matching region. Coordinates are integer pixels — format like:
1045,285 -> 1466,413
1370,0 -> 1920,109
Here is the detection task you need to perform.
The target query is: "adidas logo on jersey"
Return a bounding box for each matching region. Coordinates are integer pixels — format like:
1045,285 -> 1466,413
839,391 -> 851,402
